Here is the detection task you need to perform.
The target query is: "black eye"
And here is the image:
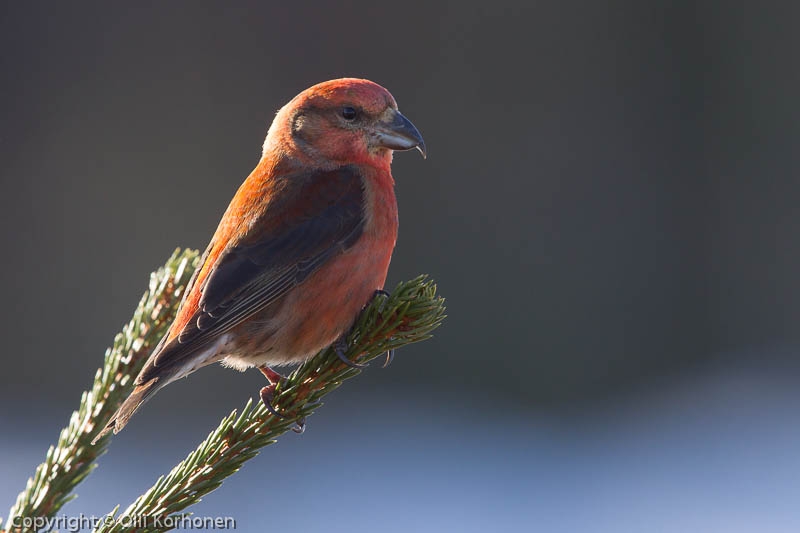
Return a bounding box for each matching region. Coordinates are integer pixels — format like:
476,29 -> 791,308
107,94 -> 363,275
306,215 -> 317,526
341,106 -> 357,121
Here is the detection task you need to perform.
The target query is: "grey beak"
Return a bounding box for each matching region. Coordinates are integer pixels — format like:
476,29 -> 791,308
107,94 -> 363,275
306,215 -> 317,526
373,108 -> 426,159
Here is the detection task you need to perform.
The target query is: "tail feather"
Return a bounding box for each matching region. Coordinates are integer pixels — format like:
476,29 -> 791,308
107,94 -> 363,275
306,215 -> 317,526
92,377 -> 163,444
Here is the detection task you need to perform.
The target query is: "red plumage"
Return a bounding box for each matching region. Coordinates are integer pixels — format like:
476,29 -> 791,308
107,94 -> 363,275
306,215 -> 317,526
97,78 -> 425,438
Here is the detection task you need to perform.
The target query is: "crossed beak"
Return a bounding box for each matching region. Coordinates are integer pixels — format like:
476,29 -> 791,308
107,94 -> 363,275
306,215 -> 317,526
372,108 -> 427,158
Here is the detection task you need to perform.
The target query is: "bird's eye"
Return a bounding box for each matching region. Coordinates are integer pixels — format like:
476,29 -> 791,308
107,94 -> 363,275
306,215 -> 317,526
341,106 -> 357,121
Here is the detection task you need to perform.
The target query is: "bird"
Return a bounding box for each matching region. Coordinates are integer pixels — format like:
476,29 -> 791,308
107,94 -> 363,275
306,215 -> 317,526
95,78 -> 425,440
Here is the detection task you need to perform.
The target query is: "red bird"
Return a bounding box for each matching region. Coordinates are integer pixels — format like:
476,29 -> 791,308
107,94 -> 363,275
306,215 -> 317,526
98,78 -> 425,438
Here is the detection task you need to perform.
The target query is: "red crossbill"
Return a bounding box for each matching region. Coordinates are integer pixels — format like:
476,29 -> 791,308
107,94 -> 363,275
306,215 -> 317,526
97,78 -> 425,439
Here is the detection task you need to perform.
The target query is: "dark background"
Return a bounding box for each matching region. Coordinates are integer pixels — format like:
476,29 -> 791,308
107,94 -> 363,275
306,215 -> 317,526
3,1 -> 800,531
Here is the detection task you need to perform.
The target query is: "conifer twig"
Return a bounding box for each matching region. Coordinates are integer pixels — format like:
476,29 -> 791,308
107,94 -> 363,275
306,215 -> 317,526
2,249 -> 200,533
1,248 -> 445,533
93,275 -> 445,533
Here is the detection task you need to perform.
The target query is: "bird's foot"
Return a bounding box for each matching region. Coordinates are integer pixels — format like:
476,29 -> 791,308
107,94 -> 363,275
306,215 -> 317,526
373,289 -> 391,300
371,289 -> 395,368
258,364 -> 285,386
334,289 -> 398,369
259,383 -> 286,419
335,337 -> 368,368
258,365 -> 305,433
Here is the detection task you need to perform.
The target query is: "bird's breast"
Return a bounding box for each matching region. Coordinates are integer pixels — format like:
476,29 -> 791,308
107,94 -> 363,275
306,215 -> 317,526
361,168 -> 399,245
222,168 -> 399,367
274,171 -> 398,359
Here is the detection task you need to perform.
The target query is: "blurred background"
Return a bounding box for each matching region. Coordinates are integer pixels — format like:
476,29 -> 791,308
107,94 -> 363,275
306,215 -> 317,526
2,1 -> 800,531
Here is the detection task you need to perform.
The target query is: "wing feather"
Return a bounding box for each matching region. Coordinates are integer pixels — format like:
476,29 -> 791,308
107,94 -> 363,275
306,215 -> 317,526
141,165 -> 365,378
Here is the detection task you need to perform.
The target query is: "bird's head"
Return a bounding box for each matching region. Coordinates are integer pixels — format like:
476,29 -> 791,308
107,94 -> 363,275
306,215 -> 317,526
265,78 -> 425,168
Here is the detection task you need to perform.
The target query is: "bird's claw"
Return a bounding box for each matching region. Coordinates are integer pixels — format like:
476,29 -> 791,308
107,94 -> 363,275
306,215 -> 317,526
292,417 -> 306,434
258,367 -> 307,433
382,349 -> 395,368
259,384 -> 287,419
372,290 -> 396,367
373,288 -> 391,300
333,290 -> 395,369
335,339 -> 368,368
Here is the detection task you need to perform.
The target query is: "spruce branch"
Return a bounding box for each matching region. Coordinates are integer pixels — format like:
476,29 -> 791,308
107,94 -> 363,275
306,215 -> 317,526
3,249 -> 201,533
93,275 -> 445,533
2,246 -> 444,533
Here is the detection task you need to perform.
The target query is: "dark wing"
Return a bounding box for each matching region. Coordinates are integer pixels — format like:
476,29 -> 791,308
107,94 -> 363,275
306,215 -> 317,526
140,165 -> 365,380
